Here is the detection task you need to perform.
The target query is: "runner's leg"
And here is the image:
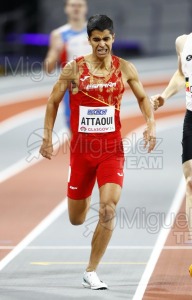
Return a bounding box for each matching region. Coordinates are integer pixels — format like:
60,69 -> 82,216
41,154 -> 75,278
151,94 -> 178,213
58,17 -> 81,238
183,159 -> 192,231
86,183 -> 121,271
67,153 -> 96,225
68,197 -> 91,225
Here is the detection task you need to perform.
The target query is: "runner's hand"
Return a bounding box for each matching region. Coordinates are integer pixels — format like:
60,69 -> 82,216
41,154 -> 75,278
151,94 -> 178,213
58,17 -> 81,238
39,139 -> 53,160
150,94 -> 165,111
143,121 -> 156,153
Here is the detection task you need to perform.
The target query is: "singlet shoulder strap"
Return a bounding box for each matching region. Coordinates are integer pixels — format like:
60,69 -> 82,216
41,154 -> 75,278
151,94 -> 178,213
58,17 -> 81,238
111,55 -> 121,68
75,56 -> 84,64
75,56 -> 89,76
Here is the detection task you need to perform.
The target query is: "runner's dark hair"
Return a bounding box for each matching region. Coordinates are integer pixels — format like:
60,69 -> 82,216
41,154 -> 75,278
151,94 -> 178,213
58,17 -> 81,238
87,15 -> 114,37
64,0 -> 87,6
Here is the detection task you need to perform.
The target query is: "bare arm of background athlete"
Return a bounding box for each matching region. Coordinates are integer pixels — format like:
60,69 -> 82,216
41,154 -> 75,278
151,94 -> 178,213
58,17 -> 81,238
121,59 -> 156,152
150,35 -> 186,110
44,30 -> 64,73
44,0 -> 88,73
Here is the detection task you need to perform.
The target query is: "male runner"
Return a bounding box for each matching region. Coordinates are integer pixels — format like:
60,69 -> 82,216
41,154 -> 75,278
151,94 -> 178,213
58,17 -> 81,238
151,34 -> 192,274
40,14 -> 156,290
44,0 -> 91,129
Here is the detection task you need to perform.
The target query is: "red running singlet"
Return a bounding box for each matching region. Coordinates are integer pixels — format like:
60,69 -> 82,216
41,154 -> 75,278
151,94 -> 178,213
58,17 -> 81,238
70,55 -> 124,138
67,55 -> 125,200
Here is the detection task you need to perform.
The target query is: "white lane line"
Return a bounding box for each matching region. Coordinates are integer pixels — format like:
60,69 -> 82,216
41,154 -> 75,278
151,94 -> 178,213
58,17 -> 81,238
120,95 -> 185,118
0,103 -> 69,270
132,176 -> 185,300
123,113 -> 185,299
0,106 -> 46,135
0,89 -> 50,105
0,198 -> 68,271
0,105 -> 69,183
123,113 -> 184,139
0,127 -> 69,184
0,158 -> 41,184
1,246 -> 192,250
30,262 -> 147,266
0,78 -> 55,105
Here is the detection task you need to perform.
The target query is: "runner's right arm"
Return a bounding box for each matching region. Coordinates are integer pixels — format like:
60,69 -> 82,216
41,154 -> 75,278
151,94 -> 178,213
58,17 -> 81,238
40,61 -> 77,159
121,59 -> 156,153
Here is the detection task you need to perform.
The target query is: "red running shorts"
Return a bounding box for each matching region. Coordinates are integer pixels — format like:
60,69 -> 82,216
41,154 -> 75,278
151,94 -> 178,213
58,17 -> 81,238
67,150 -> 125,200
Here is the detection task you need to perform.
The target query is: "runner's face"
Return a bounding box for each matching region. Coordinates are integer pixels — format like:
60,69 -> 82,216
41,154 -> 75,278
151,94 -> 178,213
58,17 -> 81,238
65,0 -> 87,21
89,30 -> 115,59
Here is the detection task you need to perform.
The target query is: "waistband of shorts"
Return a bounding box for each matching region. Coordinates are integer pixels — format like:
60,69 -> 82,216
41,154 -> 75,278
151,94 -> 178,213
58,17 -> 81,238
71,130 -> 122,141
70,131 -> 123,153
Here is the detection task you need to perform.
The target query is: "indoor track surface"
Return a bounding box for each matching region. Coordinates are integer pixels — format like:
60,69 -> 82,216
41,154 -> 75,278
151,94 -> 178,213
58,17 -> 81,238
1,56 -> 192,299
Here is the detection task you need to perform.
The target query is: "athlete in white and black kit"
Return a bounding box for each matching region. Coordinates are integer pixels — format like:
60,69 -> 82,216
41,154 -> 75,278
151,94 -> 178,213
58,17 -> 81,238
151,34 -> 192,272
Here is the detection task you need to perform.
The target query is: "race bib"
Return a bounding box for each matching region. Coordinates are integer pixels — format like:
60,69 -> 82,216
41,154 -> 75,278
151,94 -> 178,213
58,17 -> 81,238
78,106 -> 115,133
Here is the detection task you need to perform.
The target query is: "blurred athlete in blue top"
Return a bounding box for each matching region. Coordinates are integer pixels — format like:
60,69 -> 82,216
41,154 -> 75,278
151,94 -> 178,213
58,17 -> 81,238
44,0 -> 91,129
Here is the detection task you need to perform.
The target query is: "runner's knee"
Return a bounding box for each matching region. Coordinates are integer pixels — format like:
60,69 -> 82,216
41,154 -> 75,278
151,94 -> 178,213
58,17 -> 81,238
99,203 -> 116,223
69,215 -> 85,226
68,197 -> 90,226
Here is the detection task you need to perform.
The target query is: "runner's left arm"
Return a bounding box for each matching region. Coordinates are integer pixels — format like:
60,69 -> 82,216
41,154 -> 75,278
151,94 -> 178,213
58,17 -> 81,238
122,60 -> 156,152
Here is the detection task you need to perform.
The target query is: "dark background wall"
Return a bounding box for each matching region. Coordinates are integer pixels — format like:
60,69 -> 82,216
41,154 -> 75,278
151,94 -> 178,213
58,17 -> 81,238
39,0 -> 192,55
1,0 -> 192,73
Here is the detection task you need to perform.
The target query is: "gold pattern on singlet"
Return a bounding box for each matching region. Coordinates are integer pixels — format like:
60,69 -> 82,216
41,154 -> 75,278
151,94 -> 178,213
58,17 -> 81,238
77,57 -> 124,110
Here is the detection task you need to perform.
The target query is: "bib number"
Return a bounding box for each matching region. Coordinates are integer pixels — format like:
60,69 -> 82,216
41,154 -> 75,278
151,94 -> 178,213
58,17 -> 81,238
78,106 -> 115,133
